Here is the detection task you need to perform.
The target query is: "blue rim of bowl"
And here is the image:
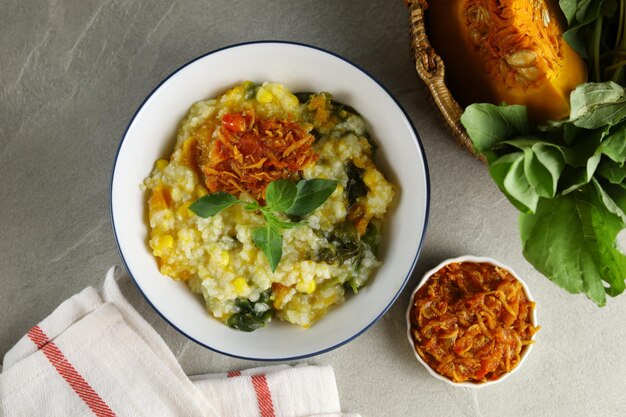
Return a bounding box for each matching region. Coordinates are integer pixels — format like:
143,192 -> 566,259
110,40 -> 431,361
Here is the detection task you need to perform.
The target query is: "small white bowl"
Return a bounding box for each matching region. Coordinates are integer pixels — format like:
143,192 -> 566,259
111,41 -> 430,360
406,255 -> 538,387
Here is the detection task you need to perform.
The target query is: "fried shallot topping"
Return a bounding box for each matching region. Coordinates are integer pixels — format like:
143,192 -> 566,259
199,110 -> 318,200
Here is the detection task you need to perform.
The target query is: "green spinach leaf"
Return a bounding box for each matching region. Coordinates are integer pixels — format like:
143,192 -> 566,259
227,290 -> 274,332
519,185 -> 626,305
567,82 -> 626,129
459,104 -> 530,152
362,223 -> 381,255
598,124 -> 626,162
315,221 -> 361,264
592,178 -> 626,222
344,279 -> 360,294
501,139 -> 566,198
488,152 -> 539,213
597,158 -> 626,183
345,161 -> 367,209
561,0 -> 608,58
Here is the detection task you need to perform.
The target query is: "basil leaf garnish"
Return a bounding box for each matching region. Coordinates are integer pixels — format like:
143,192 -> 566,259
252,225 -> 283,273
286,179 -> 338,216
189,192 -> 239,217
189,178 -> 337,272
265,179 -> 297,212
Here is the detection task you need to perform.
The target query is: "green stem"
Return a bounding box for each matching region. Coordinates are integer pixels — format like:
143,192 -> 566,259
613,0 -> 626,83
592,15 -> 604,82
606,59 -> 626,73
617,0 -> 625,50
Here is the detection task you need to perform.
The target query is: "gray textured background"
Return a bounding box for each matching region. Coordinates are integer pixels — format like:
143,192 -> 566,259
1,0 -> 625,416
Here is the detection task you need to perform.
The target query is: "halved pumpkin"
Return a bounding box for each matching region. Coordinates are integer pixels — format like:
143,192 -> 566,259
427,0 -> 587,122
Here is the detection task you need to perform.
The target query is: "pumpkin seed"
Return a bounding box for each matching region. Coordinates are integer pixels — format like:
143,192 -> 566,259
469,29 -> 483,45
466,6 -> 489,25
505,50 -> 537,68
518,66 -> 541,81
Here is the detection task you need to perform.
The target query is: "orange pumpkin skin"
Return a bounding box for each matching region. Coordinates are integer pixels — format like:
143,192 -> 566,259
427,0 -> 587,122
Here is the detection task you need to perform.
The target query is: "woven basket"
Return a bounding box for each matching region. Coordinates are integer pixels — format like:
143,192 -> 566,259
405,0 -> 484,161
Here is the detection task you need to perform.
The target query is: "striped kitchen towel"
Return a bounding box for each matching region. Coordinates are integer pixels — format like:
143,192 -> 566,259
0,267 -> 360,417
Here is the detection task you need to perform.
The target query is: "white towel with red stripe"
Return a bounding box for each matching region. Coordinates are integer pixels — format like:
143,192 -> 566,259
0,267 -> 361,417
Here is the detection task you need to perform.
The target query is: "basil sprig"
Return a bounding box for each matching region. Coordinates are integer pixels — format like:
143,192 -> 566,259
189,178 -> 338,272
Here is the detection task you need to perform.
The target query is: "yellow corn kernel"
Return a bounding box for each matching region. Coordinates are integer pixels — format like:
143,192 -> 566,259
297,279 -> 316,294
160,234 -> 174,249
362,168 -> 380,186
155,159 -> 169,170
231,277 -> 249,295
219,251 -> 230,267
256,87 -> 273,103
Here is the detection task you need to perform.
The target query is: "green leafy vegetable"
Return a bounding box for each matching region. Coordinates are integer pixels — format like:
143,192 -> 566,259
461,83 -> 626,304
562,82 -> 626,128
189,192 -> 239,217
459,104 -> 530,152
314,221 -> 380,294
598,159 -> 626,183
227,290 -> 274,332
315,221 -> 362,264
265,179 -> 297,212
344,279 -> 360,294
598,124 -> 626,161
523,143 -> 566,198
345,161 -> 367,208
592,178 -> 626,222
243,82 -> 258,100
519,184 -> 626,305
252,225 -> 283,273
189,178 -> 337,272
560,0 -> 608,58
286,179 -> 339,216
560,0 -> 625,83
456,2 -> 626,305
488,152 -> 539,213
362,223 -> 381,255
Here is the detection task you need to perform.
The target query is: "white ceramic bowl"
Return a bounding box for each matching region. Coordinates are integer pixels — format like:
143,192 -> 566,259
111,41 -> 430,360
406,255 -> 538,387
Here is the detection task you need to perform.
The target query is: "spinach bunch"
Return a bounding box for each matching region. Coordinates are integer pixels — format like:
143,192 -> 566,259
189,178 -> 337,272
460,81 -> 626,306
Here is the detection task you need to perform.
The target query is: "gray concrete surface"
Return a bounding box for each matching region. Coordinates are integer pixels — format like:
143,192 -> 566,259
1,0 -> 625,416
